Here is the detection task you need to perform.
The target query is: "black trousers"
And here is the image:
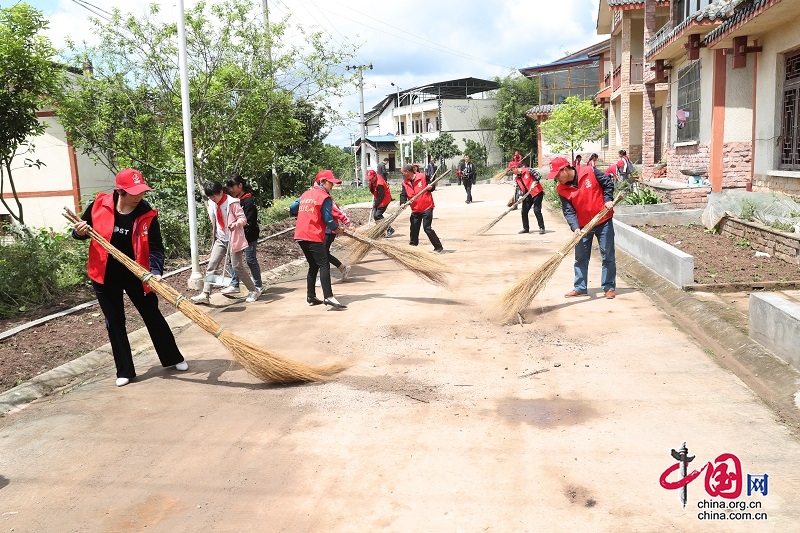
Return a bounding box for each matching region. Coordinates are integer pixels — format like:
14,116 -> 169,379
298,240 -> 333,298
373,206 -> 388,220
462,179 -> 473,202
324,233 -> 342,269
93,271 -> 184,379
521,192 -> 545,231
409,208 -> 442,250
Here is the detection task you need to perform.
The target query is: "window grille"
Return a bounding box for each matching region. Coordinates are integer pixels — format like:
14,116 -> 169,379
780,50 -> 800,169
676,61 -> 700,142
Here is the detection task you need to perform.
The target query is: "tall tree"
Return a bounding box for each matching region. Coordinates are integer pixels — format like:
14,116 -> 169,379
493,74 -> 538,161
0,3 -> 64,226
56,0 -> 355,204
539,96 -> 605,160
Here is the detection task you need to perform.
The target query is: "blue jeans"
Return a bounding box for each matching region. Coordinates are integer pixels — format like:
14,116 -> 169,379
573,219 -> 616,293
229,241 -> 262,289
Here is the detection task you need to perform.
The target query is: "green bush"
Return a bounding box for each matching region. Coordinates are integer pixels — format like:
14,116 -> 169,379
0,226 -> 89,318
622,187 -> 661,205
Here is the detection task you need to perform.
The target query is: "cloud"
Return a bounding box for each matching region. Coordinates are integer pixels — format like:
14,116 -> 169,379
31,0 -> 607,147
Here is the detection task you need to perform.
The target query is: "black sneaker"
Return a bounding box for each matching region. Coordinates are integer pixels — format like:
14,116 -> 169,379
539,228 -> 546,234
518,229 -> 529,234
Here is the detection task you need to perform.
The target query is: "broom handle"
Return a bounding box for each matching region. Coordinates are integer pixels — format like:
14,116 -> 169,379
393,169 -> 450,214
558,191 -> 626,255
509,189 -> 532,210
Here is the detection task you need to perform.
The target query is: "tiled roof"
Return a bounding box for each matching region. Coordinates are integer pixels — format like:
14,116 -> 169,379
608,0 -> 643,6
526,105 -> 555,115
704,0 -> 774,45
646,0 -> 738,58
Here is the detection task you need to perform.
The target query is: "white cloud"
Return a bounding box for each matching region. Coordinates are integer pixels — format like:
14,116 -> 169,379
32,0 -> 607,146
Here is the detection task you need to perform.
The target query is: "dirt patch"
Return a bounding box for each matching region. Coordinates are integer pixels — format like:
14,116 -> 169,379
636,223 -> 800,284
0,209 -> 371,393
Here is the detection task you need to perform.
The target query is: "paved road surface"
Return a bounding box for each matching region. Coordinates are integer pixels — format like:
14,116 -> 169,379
1,181 -> 799,531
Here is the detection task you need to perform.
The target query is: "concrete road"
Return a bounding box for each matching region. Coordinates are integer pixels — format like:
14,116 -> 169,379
2,180 -> 799,532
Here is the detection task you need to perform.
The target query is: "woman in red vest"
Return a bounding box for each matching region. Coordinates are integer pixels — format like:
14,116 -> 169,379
548,157 -> 617,299
368,168 -> 394,237
399,164 -> 443,253
508,161 -> 545,234
291,170 -> 347,309
71,169 -> 188,387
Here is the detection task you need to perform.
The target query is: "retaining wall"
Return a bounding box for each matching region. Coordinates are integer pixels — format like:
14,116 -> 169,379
718,217 -> 800,265
613,219 -> 694,288
749,293 -> 800,371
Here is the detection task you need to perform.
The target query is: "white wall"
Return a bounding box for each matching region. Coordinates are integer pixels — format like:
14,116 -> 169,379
724,55 -> 755,143
754,22 -> 800,177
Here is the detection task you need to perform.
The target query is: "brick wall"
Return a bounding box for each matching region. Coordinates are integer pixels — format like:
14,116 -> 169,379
665,142 -> 751,188
718,217 -> 800,264
753,175 -> 800,197
640,182 -> 711,209
666,143 -> 711,181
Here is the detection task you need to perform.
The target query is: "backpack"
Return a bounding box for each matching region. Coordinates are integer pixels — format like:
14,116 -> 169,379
622,156 -> 634,175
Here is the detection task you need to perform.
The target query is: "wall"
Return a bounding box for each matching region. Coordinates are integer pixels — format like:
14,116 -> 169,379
718,217 -> 800,264
752,19 -> 800,193
439,99 -> 502,167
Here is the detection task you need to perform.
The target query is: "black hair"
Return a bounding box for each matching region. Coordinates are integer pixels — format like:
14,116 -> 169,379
225,174 -> 252,193
619,149 -> 627,156
204,180 -> 224,197
590,153 -> 599,160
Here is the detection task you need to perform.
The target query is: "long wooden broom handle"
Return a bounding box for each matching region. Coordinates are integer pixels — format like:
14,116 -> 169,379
558,191 -> 626,255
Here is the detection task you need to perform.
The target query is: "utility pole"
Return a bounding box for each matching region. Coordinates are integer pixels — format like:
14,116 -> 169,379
262,0 -> 280,198
349,133 -> 357,183
176,0 -> 202,290
347,63 -> 372,186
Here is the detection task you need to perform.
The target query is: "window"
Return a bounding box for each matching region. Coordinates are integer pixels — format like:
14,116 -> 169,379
676,61 -> 701,142
602,109 -> 609,147
780,50 -> 800,170
538,61 -> 600,106
676,0 -> 713,24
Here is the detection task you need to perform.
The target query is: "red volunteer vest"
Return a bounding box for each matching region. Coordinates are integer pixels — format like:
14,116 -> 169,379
294,186 -> 330,242
556,166 -> 613,228
370,175 -> 392,208
515,168 -> 543,197
87,192 -> 157,293
401,172 -> 434,212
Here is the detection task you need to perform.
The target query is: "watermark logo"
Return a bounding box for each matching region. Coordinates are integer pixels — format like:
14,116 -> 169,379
659,441 -> 769,521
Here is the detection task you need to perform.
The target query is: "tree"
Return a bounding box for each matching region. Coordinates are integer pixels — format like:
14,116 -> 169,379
539,96 -> 605,160
56,0 -> 355,204
411,135 -> 429,164
493,74 -> 538,161
462,138 -> 487,172
0,4 -> 64,226
428,131 -> 460,169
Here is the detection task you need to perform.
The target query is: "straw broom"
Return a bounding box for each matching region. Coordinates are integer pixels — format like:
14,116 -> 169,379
63,207 -> 345,383
491,149 -> 534,183
487,192 -> 626,324
340,228 -> 452,288
474,189 -> 533,235
346,170 -> 450,264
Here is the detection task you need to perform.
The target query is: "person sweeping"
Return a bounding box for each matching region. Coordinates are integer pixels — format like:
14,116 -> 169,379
509,161 -> 545,234
292,170 -> 348,310
367,169 -> 394,237
71,169 -> 188,387
548,156 -> 617,299
400,164 -> 443,253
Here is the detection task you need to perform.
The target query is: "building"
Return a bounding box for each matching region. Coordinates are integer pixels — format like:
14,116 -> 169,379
519,40 -> 612,167
358,77 -> 502,173
1,66 -> 113,231
596,0 -> 800,195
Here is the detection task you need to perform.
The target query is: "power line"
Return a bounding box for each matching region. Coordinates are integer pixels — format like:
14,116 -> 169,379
317,2 -> 516,70
68,0 -> 112,22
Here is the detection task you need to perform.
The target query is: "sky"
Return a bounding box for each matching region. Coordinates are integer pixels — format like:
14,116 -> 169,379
20,0 -> 607,147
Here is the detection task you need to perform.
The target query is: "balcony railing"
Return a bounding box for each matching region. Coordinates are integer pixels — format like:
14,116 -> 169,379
645,21 -> 674,58
612,66 -> 621,92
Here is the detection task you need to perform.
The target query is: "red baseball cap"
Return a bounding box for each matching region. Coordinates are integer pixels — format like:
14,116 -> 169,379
115,168 -> 152,194
546,157 -> 570,180
315,169 -> 342,184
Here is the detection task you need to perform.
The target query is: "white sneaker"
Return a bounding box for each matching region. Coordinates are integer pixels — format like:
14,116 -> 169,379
190,292 -> 210,305
221,285 -> 240,296
116,377 -> 130,387
245,287 -> 263,303
315,278 -> 321,287
174,361 -> 189,371
340,265 -> 352,281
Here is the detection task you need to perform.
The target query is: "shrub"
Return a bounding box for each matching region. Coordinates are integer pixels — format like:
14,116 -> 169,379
0,226 -> 89,318
622,187 -> 661,205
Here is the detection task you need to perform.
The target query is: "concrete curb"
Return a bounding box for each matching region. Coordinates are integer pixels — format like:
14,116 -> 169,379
0,311 -> 193,415
618,249 -> 800,426
0,259 -> 313,416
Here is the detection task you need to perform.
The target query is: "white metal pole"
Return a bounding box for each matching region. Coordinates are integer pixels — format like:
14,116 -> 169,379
410,92 -> 414,164
176,0 -> 202,290
358,68 -> 367,186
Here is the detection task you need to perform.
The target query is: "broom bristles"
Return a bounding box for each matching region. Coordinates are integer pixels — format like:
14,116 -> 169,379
63,207 -> 345,383
341,229 -> 452,288
346,169 -> 450,264
486,192 -> 625,323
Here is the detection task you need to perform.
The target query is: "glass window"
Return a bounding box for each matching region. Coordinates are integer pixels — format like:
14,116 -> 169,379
554,70 -> 569,89
540,73 -> 554,89
676,61 -> 701,142
780,49 -> 800,170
